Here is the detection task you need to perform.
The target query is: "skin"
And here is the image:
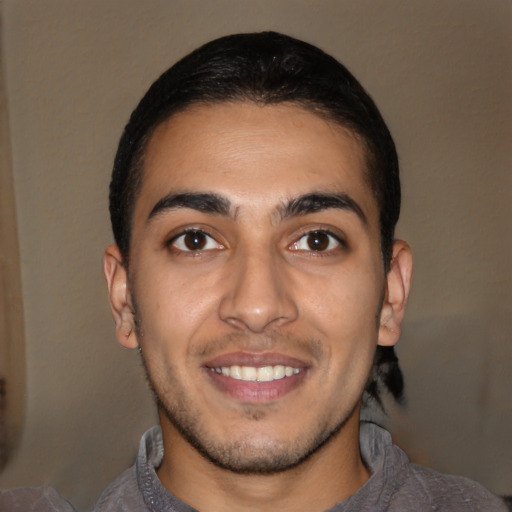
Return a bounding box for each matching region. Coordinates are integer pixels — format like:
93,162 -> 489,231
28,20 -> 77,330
104,102 -> 412,512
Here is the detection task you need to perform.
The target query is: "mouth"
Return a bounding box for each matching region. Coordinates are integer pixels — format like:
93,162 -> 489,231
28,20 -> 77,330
203,352 -> 309,402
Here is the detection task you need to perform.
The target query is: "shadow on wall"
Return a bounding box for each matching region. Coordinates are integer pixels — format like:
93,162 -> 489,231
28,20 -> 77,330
0,26 -> 26,475
0,377 -> 5,471
390,312 -> 512,497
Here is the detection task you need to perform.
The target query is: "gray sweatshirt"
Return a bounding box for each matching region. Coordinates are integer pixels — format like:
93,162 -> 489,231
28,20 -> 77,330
1,422 -> 507,511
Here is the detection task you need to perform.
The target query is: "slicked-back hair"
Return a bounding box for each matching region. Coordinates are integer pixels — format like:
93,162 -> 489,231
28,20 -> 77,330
109,31 -> 404,407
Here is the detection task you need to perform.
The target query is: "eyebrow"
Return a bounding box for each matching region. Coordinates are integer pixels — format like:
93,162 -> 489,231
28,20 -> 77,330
147,190 -> 367,226
278,192 -> 368,225
147,192 -> 232,222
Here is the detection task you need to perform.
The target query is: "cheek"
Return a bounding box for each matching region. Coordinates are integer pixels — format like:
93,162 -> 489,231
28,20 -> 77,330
298,265 -> 382,389
133,263 -> 223,345
300,266 -> 382,332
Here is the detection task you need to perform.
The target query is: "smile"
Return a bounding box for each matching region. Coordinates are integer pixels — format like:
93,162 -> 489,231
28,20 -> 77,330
208,365 -> 302,382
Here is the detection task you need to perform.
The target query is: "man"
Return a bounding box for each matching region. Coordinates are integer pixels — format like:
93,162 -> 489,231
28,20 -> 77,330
1,32 -> 507,511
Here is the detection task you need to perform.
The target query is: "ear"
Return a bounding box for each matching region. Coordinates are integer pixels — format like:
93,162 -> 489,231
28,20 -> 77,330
103,244 -> 139,349
378,240 -> 413,347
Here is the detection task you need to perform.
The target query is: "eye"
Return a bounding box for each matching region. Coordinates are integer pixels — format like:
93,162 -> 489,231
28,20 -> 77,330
291,230 -> 343,252
170,230 -> 224,252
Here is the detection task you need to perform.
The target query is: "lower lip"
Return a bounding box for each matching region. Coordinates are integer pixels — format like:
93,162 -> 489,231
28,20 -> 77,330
204,368 -> 307,402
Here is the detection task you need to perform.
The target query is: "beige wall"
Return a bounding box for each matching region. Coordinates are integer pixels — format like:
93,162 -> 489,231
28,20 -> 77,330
0,0 -> 510,509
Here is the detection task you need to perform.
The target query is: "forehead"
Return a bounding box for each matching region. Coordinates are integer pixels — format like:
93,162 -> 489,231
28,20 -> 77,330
136,101 -> 378,226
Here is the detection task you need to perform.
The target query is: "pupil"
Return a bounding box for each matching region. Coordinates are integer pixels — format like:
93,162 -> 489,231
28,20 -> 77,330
184,231 -> 206,250
307,232 -> 329,251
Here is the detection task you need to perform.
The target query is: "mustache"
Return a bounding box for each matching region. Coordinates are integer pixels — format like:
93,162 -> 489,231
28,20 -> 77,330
189,330 -> 325,362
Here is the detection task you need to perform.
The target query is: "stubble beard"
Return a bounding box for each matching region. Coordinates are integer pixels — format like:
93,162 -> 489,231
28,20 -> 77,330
139,345 -> 357,475
130,285 -> 365,475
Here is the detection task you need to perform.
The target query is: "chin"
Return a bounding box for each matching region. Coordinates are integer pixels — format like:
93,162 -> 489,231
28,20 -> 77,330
159,396 -> 355,475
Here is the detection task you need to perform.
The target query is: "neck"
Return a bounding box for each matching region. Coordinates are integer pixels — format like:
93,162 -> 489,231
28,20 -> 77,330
156,405 -> 369,512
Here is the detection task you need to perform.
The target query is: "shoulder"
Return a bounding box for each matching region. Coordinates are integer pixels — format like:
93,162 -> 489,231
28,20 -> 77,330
93,426 -> 164,512
0,486 -> 75,512
393,463 -> 508,511
93,466 -> 147,512
359,422 -> 507,511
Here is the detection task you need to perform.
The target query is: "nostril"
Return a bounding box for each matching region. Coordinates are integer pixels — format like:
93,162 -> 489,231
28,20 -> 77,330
219,294 -> 298,334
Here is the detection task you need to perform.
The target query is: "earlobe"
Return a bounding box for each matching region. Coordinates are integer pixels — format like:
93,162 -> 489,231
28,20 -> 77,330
378,240 -> 413,347
103,244 -> 139,349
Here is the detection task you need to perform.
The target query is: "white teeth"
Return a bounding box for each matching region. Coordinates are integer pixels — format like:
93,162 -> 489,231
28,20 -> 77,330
241,366 -> 257,381
257,366 -> 274,382
210,364 -> 301,382
273,365 -> 285,380
230,365 -> 242,380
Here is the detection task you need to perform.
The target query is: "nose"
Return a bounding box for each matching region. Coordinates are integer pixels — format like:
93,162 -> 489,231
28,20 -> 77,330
218,250 -> 298,333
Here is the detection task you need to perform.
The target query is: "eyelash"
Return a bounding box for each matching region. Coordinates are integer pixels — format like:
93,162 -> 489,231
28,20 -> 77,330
166,228 -> 347,256
290,229 -> 347,254
167,229 -> 224,253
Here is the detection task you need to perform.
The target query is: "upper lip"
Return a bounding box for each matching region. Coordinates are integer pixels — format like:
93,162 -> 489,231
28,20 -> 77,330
203,351 -> 309,369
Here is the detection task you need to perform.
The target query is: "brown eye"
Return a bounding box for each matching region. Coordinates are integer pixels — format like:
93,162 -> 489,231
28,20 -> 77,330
306,232 -> 330,251
291,230 -> 342,252
183,231 -> 207,250
171,230 -> 224,252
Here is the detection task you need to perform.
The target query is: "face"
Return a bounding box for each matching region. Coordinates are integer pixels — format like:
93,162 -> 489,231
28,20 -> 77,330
105,102 -> 409,474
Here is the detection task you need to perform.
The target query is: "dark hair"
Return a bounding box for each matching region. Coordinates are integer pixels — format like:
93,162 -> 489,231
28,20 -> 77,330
109,31 -> 404,407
